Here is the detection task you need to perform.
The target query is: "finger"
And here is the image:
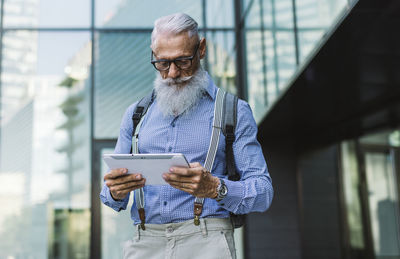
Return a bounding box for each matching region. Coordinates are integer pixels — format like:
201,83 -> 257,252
108,173 -> 143,186
104,168 -> 128,180
109,179 -> 146,193
162,172 -> 197,184
169,166 -> 199,176
108,179 -> 146,191
106,177 -> 144,190
111,182 -> 144,200
189,162 -> 202,168
116,179 -> 146,192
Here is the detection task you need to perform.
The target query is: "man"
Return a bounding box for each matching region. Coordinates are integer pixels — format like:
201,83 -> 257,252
100,13 -> 273,259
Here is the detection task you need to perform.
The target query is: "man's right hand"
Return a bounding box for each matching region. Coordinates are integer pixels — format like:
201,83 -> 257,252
104,168 -> 146,200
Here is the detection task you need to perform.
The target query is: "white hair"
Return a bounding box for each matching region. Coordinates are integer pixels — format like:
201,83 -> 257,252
151,13 -> 199,48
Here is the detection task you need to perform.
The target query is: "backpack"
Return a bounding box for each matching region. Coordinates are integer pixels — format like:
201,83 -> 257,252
130,89 -> 245,228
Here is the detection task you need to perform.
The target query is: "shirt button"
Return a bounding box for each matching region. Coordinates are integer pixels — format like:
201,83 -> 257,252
167,226 -> 173,233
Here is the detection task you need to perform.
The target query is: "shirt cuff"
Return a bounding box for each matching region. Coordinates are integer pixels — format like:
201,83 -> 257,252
103,187 -> 129,212
218,179 -> 244,212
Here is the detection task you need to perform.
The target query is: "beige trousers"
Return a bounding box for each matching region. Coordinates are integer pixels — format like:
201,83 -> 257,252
122,218 -> 236,259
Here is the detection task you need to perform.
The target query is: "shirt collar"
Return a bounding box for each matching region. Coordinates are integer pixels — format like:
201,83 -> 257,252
203,71 -> 217,101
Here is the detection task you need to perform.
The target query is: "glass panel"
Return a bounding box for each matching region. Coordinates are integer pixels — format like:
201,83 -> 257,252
341,141 -> 365,251
246,30 -> 264,118
247,0 -> 294,29
263,30 -> 279,107
365,151 -> 400,258
94,32 -> 154,139
206,0 -> 234,28
360,129 -> 400,148
275,31 -> 296,90
272,0 -> 293,28
96,0 -> 203,28
0,31 -> 91,258
3,0 -> 90,28
261,0 -> 273,28
296,0 -> 347,28
295,0 -> 348,63
389,130 -> 400,147
245,0 -> 262,29
298,30 -> 324,62
244,0 -> 253,11
100,148 -> 134,259
244,0 -> 296,118
205,31 -> 236,94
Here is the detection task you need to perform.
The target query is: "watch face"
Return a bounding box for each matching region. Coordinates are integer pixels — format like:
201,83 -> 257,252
221,185 -> 228,196
216,179 -> 228,201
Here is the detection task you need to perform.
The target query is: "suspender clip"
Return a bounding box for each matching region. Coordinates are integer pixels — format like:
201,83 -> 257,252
138,208 -> 146,230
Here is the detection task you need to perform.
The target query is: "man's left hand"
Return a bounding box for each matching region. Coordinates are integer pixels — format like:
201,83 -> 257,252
162,162 -> 219,198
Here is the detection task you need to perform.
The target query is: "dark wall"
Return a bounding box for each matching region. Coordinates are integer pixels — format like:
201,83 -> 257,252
246,140 -> 345,259
246,138 -> 301,259
297,145 -> 344,259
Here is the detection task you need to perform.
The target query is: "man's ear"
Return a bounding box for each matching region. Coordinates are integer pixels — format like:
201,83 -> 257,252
199,38 -> 206,59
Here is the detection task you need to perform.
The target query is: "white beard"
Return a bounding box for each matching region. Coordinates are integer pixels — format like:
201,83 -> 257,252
154,68 -> 208,117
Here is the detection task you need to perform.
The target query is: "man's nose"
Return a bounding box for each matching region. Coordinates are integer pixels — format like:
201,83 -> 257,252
167,62 -> 180,79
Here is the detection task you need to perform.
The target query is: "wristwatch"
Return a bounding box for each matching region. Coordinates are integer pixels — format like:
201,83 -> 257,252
215,179 -> 228,202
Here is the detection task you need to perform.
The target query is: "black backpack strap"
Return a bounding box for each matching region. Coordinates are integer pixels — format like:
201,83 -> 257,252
222,92 -> 245,228
130,91 -> 154,154
222,92 -> 240,181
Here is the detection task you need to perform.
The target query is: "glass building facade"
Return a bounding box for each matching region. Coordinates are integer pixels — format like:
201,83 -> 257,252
0,0 -> 353,258
341,130 -> 400,258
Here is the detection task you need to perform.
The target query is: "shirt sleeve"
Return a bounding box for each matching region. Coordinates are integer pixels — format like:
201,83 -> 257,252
99,102 -> 138,212
218,100 -> 273,214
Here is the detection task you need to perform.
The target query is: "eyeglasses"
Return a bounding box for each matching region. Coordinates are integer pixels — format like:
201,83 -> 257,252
151,42 -> 200,71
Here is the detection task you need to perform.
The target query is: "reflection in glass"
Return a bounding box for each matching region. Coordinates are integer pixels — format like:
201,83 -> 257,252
298,30 -> 324,62
275,31 -> 296,89
296,0 -> 347,28
246,30 -> 267,120
206,0 -> 234,28
341,141 -> 365,251
360,130 -> 400,148
205,31 -> 236,94
100,148 -> 134,259
245,0 -> 262,28
271,0 -> 293,28
244,0 -> 296,121
3,0 -> 90,28
0,31 -> 91,258
365,151 -> 400,258
295,0 -> 348,63
96,0 -> 203,28
94,32 -> 154,139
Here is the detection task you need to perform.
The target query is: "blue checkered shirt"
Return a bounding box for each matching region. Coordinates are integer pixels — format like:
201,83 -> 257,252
100,73 -> 273,225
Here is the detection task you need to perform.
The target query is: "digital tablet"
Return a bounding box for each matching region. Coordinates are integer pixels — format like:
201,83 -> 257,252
102,153 -> 190,185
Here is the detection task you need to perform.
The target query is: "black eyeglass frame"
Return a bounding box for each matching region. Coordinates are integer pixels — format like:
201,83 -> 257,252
150,42 -> 200,71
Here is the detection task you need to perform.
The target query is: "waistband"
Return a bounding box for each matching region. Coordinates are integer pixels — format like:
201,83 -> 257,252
135,218 -> 233,238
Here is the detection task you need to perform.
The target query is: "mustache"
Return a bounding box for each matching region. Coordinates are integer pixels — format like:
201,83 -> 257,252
161,75 -> 193,86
